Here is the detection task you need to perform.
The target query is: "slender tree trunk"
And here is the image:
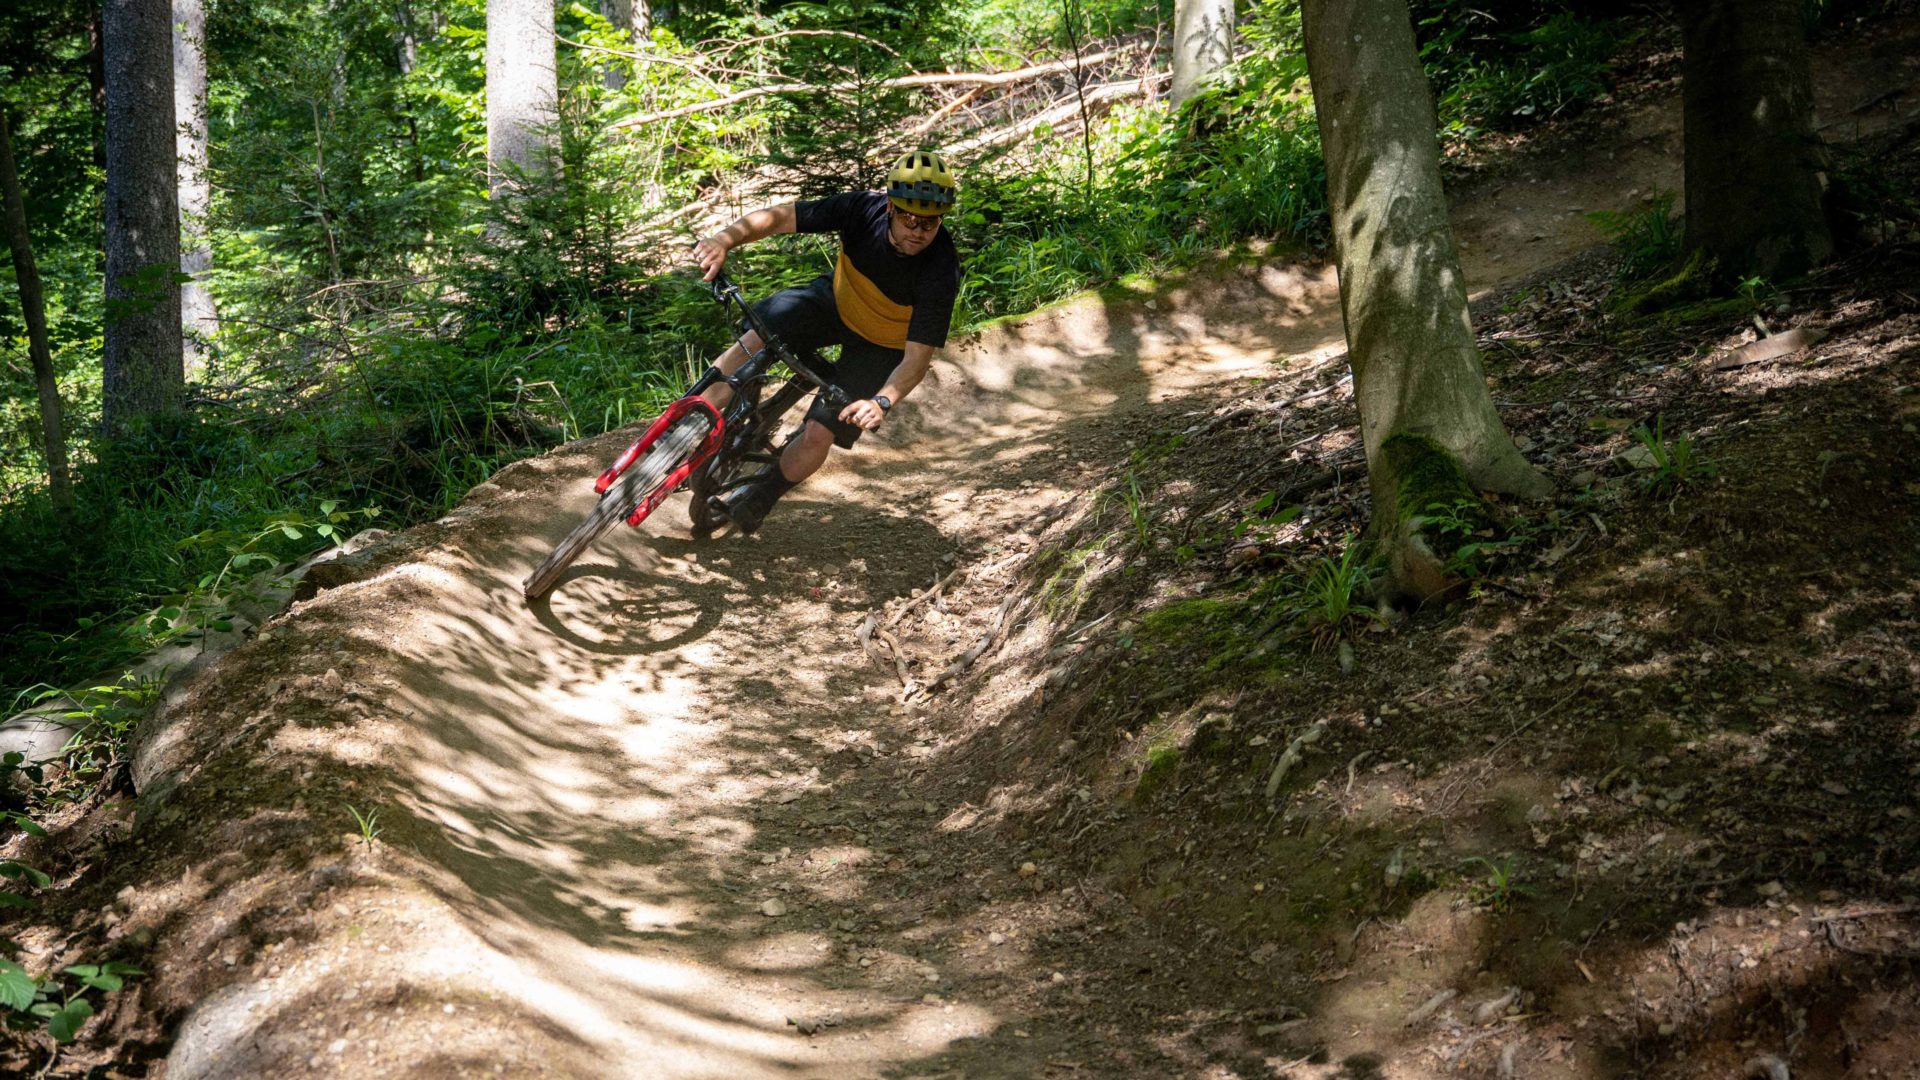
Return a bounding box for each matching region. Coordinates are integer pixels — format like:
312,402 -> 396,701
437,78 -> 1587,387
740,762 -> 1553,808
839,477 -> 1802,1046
1171,0 -> 1233,106
1678,0 -> 1832,283
1301,0 -> 1549,598
601,0 -> 631,90
0,113 -> 75,514
174,0 -> 217,378
397,1 -> 419,74
103,0 -> 184,434
487,0 -> 558,196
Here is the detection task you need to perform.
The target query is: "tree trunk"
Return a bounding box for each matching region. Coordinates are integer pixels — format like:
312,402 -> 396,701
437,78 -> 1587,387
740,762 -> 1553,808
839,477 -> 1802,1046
0,112 -> 74,514
174,0 -> 217,378
601,0 -> 631,90
486,0 -> 558,196
1301,0 -> 1550,599
1678,0 -> 1832,283
102,0 -> 184,434
1171,0 -> 1233,106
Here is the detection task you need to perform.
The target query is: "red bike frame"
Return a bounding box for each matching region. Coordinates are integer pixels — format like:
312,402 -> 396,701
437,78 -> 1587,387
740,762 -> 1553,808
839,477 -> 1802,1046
591,396 -> 726,527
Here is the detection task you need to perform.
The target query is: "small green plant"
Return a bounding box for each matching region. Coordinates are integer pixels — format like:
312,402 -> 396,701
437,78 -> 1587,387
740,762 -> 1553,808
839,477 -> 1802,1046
25,678 -> 161,784
1736,274 -> 1775,310
1290,538 -> 1382,651
0,750 -> 44,795
1631,416 -> 1716,495
1419,498 -> 1531,578
0,958 -> 143,1043
1587,193 -> 1681,280
346,803 -> 382,854
164,500 -> 383,648
0,854 -> 50,909
1122,471 -> 1153,548
1464,854 -> 1533,913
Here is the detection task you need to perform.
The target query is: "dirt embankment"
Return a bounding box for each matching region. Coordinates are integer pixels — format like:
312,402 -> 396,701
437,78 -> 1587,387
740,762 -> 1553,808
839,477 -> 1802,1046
5,14 -> 1920,1079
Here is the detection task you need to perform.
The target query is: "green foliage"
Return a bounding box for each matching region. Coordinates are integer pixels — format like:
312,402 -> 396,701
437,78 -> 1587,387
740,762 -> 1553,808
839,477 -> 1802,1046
457,91 -> 657,334
1289,539 -> 1382,651
953,0 -> 1324,325
1421,7 -> 1628,137
0,959 -> 143,1043
1630,416 -> 1715,495
1122,471 -> 1152,548
346,803 -> 382,854
1419,497 -> 1531,579
1464,854 -> 1532,913
1586,193 -> 1682,280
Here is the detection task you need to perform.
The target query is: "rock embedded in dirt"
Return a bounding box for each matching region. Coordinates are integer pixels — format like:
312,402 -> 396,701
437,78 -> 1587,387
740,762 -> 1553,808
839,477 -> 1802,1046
761,898 -> 789,917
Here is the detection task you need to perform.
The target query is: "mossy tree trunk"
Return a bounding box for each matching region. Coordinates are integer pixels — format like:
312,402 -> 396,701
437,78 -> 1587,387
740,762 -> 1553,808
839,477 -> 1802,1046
102,0 -> 184,435
1300,0 -> 1550,600
1678,0 -> 1832,285
486,0 -> 557,197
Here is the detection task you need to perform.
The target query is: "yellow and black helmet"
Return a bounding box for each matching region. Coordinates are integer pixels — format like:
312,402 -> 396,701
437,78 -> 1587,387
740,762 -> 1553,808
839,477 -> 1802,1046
886,151 -> 958,216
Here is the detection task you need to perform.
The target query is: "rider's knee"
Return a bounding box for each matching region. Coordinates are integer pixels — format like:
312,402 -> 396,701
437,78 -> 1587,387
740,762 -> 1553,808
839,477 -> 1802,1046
799,419 -> 836,446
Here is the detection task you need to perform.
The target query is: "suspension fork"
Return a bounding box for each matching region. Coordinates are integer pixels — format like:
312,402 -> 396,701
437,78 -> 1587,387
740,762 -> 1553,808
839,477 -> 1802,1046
594,395 -> 725,496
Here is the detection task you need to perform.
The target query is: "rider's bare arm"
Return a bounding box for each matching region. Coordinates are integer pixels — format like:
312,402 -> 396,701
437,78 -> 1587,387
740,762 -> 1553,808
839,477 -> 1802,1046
694,204 -> 798,280
840,341 -> 936,431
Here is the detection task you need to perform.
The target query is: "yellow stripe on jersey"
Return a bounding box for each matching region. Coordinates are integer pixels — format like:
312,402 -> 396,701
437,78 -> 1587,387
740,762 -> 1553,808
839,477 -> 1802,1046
832,249 -> 912,349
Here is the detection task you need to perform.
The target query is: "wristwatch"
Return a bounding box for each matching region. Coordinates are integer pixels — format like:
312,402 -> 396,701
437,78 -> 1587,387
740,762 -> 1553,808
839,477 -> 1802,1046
872,395 -> 893,412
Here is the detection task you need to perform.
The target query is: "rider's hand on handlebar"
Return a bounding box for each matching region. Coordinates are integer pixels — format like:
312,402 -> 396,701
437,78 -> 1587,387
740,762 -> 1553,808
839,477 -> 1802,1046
839,398 -> 887,431
693,235 -> 729,282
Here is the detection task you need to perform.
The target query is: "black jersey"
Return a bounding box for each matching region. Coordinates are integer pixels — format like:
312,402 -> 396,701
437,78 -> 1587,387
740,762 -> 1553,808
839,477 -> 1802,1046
794,191 -> 962,349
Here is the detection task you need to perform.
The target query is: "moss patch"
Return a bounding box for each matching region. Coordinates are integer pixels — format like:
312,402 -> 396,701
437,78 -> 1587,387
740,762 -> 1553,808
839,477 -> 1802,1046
1134,745 -> 1181,799
1610,248 -> 1716,316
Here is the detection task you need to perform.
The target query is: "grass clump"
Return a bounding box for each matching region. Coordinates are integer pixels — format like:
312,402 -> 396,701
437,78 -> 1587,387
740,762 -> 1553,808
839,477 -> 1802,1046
1587,193 -> 1682,281
1630,416 -> 1716,495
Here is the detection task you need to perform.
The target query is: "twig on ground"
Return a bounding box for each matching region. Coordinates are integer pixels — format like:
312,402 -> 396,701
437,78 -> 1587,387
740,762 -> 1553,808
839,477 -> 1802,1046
1809,903 -> 1920,924
1345,750 -> 1372,795
857,611 -> 887,668
928,596 -> 1020,691
875,626 -> 913,692
886,566 -> 961,629
1264,719 -> 1329,801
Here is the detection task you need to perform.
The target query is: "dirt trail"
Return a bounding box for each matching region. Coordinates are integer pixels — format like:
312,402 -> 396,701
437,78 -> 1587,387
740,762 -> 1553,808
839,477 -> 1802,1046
87,24 -> 1919,1079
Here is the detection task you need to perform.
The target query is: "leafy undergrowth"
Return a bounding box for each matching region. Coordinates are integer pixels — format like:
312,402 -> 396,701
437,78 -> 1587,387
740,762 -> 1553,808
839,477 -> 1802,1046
898,184 -> 1920,1073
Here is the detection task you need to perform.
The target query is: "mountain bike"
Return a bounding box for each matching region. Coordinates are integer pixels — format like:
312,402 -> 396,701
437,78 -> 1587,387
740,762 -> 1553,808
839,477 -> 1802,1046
521,271 -> 849,600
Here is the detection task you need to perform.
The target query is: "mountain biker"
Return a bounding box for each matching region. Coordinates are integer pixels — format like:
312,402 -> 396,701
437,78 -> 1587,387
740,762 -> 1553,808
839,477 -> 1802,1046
689,151 -> 962,535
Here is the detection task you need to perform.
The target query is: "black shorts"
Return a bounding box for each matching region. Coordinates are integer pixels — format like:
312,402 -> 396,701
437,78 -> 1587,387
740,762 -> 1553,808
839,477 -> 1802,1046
753,276 -> 904,449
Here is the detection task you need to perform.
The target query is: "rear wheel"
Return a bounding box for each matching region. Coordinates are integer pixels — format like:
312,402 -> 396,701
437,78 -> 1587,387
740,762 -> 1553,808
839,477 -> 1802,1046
523,413 -> 712,600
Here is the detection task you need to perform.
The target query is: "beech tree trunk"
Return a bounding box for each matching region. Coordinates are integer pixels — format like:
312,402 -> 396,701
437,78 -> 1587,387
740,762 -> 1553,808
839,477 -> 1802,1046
1171,0 -> 1233,106
174,0 -> 217,377
1,112 -> 74,514
1678,0 -> 1832,283
486,0 -> 558,196
601,0 -> 630,90
103,0 -> 184,434
1301,0 -> 1549,597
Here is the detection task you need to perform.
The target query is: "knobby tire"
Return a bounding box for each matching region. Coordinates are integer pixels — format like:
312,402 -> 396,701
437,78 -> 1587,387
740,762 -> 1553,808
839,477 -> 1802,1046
523,414 -> 712,600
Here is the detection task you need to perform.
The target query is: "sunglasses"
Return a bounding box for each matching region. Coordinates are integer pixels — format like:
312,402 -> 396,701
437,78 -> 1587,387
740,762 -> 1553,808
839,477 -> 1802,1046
892,209 -> 942,233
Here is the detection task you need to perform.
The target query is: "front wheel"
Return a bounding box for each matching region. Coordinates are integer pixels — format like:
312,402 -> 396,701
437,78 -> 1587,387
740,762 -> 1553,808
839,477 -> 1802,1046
523,413 -> 712,600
